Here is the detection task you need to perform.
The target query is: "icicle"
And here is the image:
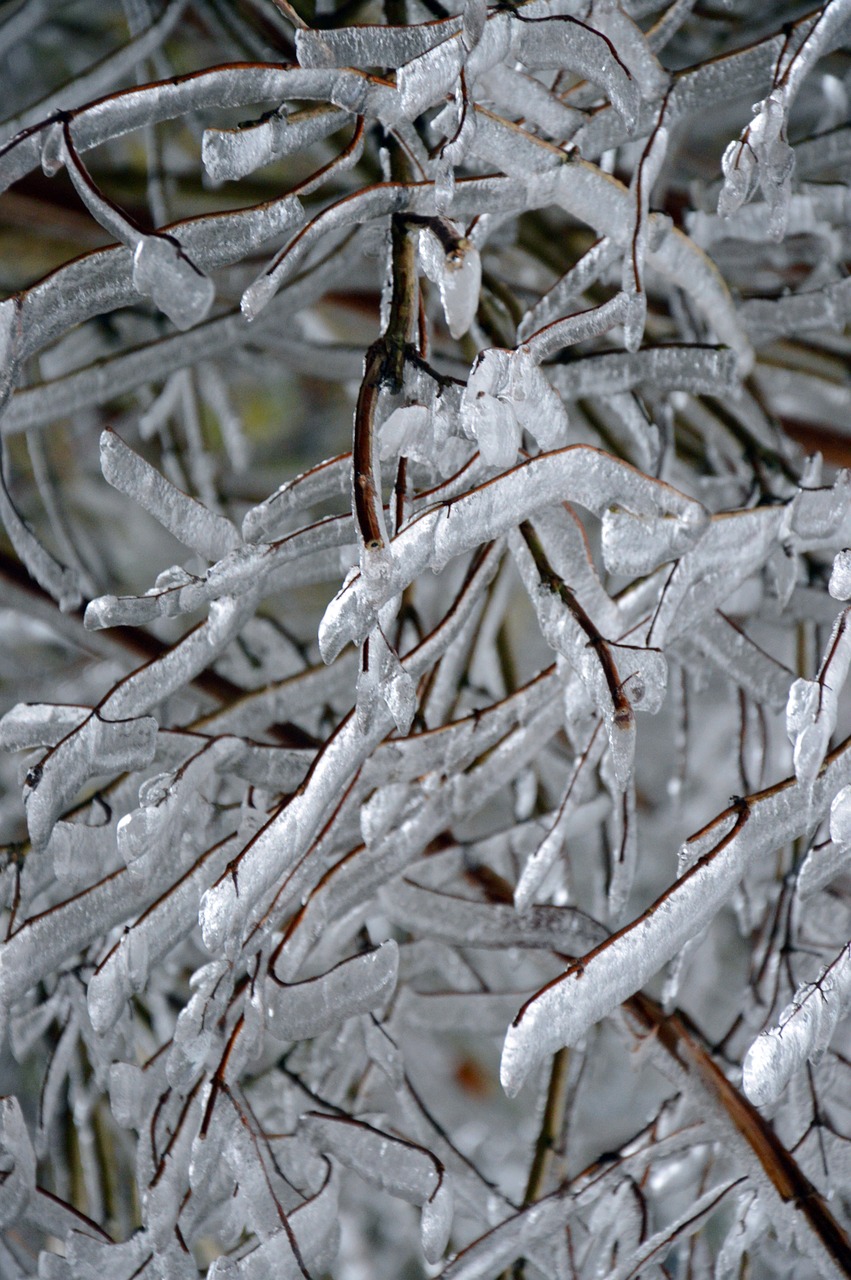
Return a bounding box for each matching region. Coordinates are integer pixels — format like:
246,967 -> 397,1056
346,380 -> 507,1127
829,549 -> 851,600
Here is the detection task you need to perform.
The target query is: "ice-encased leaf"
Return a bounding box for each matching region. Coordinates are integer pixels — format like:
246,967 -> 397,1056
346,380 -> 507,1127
132,235 -> 214,330
96,429 -> 241,564
0,1097 -> 35,1228
743,943 -> 851,1106
262,941 -> 398,1041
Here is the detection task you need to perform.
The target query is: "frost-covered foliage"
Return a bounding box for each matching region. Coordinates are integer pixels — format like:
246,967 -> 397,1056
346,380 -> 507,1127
4,0 -> 851,1275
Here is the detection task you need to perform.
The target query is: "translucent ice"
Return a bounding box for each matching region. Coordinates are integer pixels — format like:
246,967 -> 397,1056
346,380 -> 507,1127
829,549 -> 851,600
0,1097 -> 35,1228
262,941 -> 399,1041
98,429 -> 241,562
743,943 -> 851,1106
132,235 -> 215,330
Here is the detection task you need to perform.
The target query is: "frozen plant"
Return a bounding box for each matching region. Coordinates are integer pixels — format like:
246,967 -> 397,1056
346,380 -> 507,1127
4,0 -> 851,1276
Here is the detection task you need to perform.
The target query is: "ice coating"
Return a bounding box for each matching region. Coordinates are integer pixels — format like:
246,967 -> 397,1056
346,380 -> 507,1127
515,786 -> 609,912
203,107 -> 349,181
299,1111 -> 452,1258
131,235 -> 215,330
22,712 -> 158,853
0,703 -> 90,752
830,549 -> 851,600
319,446 -> 706,662
0,1097 -> 35,1228
97,428 -> 241,564
743,943 -> 851,1107
263,941 -> 398,1040
501,744 -> 851,1095
88,832 -> 238,1033
381,877 -> 606,954
421,1176 -> 454,1264
0,463 -> 83,612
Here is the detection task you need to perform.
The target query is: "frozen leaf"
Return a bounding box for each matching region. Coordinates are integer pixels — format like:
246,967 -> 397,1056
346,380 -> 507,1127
132,235 -> 214,330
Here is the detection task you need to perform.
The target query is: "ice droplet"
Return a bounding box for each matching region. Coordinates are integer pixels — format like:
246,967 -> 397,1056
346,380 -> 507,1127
132,236 -> 214,330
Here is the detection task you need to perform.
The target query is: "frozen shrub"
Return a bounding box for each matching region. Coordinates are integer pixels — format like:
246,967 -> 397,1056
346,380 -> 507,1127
2,1 -> 851,1276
